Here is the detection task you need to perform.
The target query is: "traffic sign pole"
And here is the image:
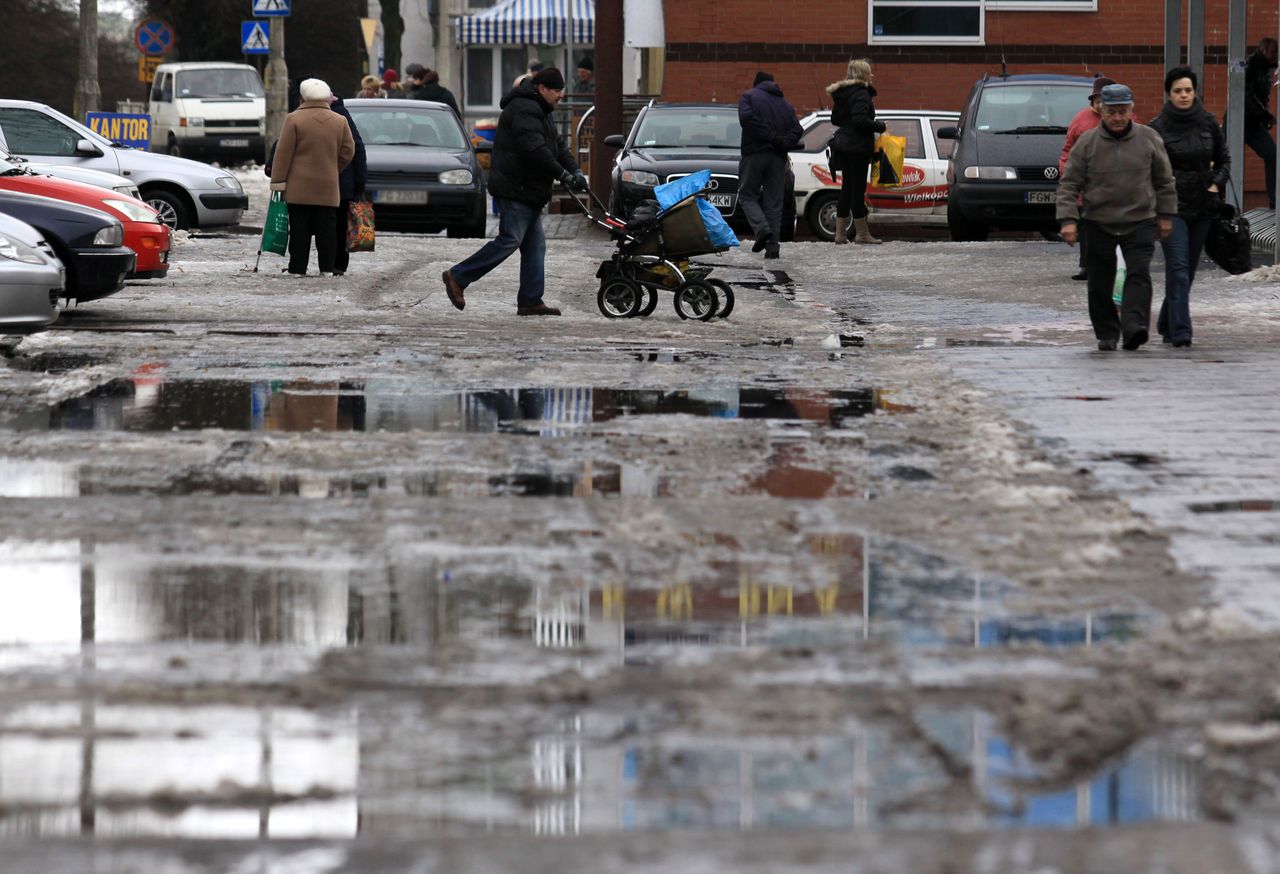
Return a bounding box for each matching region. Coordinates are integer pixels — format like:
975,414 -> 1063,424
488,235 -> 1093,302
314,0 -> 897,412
264,17 -> 288,164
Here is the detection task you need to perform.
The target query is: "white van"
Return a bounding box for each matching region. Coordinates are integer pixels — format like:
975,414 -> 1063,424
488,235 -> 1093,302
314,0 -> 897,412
148,62 -> 265,163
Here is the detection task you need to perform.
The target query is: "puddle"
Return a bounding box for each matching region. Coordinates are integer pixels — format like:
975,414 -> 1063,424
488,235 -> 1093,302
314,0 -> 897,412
10,380 -> 885,434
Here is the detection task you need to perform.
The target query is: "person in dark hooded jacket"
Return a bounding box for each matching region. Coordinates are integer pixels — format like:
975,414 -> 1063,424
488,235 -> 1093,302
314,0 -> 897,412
408,68 -> 460,116
330,96 -> 367,276
1149,66 -> 1230,348
442,68 -> 584,316
827,58 -> 886,245
737,72 -> 802,259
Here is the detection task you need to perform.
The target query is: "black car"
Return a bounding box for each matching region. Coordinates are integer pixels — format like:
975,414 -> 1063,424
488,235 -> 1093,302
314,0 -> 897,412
346,98 -> 489,236
0,190 -> 135,302
603,102 -> 794,238
940,74 -> 1094,241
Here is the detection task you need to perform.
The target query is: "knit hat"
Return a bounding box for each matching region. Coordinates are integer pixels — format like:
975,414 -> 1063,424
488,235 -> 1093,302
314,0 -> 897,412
753,71 -> 774,87
383,68 -> 399,84
299,78 -> 332,102
1099,83 -> 1134,105
404,63 -> 426,78
532,67 -> 566,90
1088,76 -> 1116,100
577,58 -> 593,72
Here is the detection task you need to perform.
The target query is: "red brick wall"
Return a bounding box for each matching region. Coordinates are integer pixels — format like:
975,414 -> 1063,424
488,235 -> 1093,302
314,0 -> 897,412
662,0 -> 1280,206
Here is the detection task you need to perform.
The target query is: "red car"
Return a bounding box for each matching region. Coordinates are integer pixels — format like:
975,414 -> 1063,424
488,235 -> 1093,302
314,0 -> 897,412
0,173 -> 170,279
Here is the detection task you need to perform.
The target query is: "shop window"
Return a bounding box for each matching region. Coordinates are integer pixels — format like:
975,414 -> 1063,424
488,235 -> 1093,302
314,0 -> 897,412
869,1 -> 984,44
987,0 -> 1094,9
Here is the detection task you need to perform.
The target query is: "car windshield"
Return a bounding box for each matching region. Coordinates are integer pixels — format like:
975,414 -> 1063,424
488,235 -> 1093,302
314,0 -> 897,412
971,84 -> 1087,133
632,109 -> 741,149
349,107 -> 469,149
175,69 -> 264,98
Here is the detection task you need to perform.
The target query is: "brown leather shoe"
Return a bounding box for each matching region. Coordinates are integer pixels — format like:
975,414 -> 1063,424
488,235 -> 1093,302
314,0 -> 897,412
441,269 -> 465,310
516,303 -> 562,316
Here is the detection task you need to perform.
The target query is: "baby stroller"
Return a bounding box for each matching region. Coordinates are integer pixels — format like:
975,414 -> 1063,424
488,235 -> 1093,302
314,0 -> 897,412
568,171 -> 738,321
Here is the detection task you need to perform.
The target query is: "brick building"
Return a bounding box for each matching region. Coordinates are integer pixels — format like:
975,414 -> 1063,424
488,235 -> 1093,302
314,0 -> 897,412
662,1 -> 1280,206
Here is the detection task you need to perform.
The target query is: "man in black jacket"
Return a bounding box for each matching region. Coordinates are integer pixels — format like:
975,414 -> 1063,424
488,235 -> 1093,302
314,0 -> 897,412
737,72 -> 803,258
1245,38 -> 1278,209
407,68 -> 460,116
442,68 -> 585,316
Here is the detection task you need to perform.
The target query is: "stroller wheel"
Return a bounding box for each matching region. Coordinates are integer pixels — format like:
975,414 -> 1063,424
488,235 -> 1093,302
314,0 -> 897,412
598,277 -> 643,318
637,286 -> 658,317
674,280 -> 720,322
706,278 -> 735,319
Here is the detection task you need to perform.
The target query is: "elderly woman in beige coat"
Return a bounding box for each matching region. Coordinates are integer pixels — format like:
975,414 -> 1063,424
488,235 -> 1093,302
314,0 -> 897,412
270,78 -> 356,276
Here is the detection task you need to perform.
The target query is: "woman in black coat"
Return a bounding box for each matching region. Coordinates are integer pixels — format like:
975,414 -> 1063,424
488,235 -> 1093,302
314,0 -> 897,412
1149,66 -> 1230,348
826,58 -> 885,244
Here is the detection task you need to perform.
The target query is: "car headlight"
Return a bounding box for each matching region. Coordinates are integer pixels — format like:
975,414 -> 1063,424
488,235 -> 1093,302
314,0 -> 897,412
113,184 -> 142,199
215,175 -> 243,192
439,169 -> 474,185
963,166 -> 1017,180
0,232 -> 46,264
103,198 -> 160,223
188,117 -> 204,127
92,223 -> 124,247
622,170 -> 660,186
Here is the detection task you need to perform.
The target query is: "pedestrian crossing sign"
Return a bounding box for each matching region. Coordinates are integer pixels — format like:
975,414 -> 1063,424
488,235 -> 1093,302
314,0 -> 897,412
242,20 -> 270,54
252,0 -> 291,16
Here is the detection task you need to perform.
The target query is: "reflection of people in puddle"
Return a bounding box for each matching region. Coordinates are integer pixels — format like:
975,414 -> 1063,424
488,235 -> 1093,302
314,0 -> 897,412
466,389 -> 546,430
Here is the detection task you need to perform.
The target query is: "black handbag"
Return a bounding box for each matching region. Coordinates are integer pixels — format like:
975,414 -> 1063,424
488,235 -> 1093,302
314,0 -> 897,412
1204,196 -> 1253,275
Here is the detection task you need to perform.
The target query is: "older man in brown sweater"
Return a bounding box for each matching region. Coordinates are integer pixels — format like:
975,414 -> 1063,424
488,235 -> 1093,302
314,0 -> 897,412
270,78 -> 356,276
1057,83 -> 1177,352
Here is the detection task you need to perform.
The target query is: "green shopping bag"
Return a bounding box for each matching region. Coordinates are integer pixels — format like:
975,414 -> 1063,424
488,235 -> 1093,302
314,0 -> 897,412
261,191 -> 289,256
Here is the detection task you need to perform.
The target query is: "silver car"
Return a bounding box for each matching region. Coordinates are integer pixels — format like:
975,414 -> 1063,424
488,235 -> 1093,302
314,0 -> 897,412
0,100 -> 247,230
0,211 -> 64,328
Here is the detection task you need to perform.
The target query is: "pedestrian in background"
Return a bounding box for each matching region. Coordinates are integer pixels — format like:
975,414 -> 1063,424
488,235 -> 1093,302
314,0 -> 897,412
1059,75 -> 1115,281
827,58 -> 885,245
1056,84 -> 1176,352
442,68 -> 584,316
270,78 -> 356,277
737,71 -> 802,259
382,68 -> 404,96
1149,66 -> 1230,349
514,59 -> 544,88
357,75 -> 387,99
573,58 -> 594,95
1245,38 -> 1278,209
409,68 -> 459,115
330,95 -> 367,277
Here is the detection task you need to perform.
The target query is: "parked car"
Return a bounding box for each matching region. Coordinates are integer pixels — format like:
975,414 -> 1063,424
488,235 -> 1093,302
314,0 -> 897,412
792,110 -> 959,241
0,190 -> 134,302
148,61 -> 266,162
602,102 -> 795,238
0,210 -> 64,328
940,73 -> 1094,241
0,100 -> 248,230
0,157 -> 170,279
345,98 -> 488,236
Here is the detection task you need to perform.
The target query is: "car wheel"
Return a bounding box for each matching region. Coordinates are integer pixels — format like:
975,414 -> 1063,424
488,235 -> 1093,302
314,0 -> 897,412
947,198 -> 988,242
143,189 -> 190,231
166,135 -> 182,158
805,192 -> 838,242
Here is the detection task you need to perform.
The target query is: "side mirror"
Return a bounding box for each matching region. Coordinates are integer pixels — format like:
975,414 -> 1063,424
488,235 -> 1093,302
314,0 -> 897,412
936,126 -> 958,140
75,138 -> 103,156
473,139 -> 493,153
603,134 -> 626,149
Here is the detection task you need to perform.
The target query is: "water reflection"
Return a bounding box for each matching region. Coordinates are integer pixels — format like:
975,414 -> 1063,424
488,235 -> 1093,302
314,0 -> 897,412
18,378 -> 883,434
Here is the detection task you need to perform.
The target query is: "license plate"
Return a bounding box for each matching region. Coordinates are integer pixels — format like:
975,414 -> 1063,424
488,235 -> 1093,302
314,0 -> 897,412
219,138 -> 249,147
374,189 -> 428,205
706,194 -> 734,208
1025,191 -> 1054,204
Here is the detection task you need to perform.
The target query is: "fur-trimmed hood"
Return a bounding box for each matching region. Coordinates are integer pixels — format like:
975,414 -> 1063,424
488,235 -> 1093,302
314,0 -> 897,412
826,78 -> 872,95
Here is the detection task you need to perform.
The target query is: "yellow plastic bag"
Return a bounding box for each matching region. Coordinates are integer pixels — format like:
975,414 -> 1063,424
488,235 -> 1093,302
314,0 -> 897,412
871,133 -> 907,187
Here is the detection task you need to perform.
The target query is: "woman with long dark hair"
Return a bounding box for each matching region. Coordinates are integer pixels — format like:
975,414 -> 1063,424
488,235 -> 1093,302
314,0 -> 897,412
1149,66 -> 1230,348
826,58 -> 885,245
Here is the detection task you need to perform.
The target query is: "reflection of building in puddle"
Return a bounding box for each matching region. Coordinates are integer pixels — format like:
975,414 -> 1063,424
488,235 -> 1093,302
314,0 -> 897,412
0,459 -> 80,497
0,704 -> 358,838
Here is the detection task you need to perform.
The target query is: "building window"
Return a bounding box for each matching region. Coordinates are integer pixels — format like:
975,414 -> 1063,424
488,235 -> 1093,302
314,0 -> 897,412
869,1 -> 985,45
987,0 -> 1094,9
465,47 -> 537,109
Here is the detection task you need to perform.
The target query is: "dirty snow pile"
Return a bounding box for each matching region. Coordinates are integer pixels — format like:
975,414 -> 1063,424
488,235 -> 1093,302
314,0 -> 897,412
1225,264 -> 1280,283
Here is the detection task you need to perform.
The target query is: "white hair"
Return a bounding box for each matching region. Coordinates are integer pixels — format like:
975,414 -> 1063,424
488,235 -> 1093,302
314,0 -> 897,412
299,78 -> 332,102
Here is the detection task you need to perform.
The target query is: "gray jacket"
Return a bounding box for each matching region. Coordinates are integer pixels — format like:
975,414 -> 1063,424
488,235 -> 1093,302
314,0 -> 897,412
1056,122 -> 1177,234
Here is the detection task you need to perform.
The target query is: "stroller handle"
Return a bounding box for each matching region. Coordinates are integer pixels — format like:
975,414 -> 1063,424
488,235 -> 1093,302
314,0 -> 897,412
565,186 -> 634,240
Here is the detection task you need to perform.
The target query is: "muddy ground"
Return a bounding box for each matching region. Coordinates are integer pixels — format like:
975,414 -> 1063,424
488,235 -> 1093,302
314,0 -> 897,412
3,218 -> 1280,872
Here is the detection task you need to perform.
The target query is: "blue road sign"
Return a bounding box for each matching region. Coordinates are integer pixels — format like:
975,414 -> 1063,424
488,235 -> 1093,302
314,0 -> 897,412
252,0 -> 291,16
242,20 -> 270,54
135,19 -> 174,55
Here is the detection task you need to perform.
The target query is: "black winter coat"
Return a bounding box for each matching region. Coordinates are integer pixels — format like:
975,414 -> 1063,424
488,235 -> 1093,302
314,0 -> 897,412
827,81 -> 885,170
331,98 -> 367,201
409,81 -> 459,115
1245,49 -> 1276,133
487,81 -> 578,208
738,81 -> 803,157
1149,100 -> 1230,221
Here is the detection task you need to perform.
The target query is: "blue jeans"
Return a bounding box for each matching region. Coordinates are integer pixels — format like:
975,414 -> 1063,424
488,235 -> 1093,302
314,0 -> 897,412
1158,215 -> 1212,343
449,197 -> 546,307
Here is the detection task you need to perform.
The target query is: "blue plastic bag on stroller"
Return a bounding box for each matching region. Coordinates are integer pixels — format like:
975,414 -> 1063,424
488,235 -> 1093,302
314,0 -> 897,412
653,170 -> 739,249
